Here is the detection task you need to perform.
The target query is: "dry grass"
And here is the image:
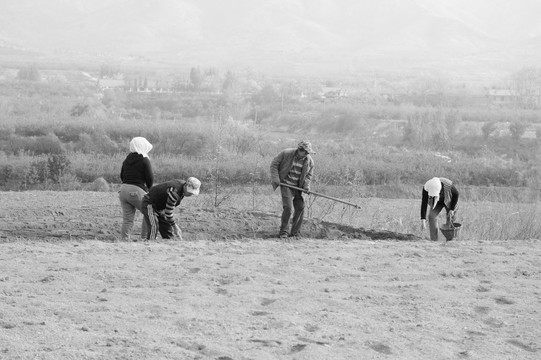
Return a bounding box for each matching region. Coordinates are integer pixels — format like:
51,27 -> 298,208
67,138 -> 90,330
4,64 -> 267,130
189,187 -> 541,241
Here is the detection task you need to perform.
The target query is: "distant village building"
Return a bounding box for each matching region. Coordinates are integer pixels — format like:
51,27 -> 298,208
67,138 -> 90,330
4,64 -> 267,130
318,86 -> 348,100
486,88 -> 516,105
379,92 -> 396,102
98,78 -> 125,90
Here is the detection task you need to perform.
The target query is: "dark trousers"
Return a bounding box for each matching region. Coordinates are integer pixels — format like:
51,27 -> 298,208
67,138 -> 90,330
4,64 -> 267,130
280,186 -> 305,236
141,199 -> 174,240
428,202 -> 458,241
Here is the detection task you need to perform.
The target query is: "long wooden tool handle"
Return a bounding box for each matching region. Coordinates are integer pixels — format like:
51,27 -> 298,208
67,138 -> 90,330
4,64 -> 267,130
280,183 -> 361,209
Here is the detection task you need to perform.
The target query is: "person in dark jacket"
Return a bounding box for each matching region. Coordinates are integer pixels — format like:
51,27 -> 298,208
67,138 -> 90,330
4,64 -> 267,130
119,137 -> 154,240
420,177 -> 459,241
270,140 -> 315,239
141,177 -> 201,240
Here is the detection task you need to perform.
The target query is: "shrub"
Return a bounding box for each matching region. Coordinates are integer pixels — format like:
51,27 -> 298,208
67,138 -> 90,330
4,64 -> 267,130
0,164 -> 15,184
90,177 -> 110,192
28,159 -> 49,184
481,122 -> 497,140
0,162 -> 34,190
1,133 -> 65,155
70,103 -> 90,117
47,154 -> 71,183
402,109 -> 450,149
33,134 -> 66,155
102,89 -> 117,107
15,124 -> 49,137
0,126 -> 14,140
57,173 -> 82,191
509,122 -> 527,141
24,154 -> 72,186
75,131 -> 119,154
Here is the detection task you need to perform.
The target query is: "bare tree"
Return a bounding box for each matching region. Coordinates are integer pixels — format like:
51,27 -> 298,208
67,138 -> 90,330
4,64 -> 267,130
507,67 -> 541,109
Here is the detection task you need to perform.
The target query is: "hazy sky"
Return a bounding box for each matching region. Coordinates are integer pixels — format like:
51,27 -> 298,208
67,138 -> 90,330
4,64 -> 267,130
1,0 -> 540,76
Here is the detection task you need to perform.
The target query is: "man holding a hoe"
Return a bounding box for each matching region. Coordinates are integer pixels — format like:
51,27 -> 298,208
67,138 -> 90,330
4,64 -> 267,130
270,140 -> 315,239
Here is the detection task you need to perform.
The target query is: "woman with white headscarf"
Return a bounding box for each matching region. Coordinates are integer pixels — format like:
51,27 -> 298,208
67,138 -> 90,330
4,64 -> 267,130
420,177 -> 459,241
119,137 -> 154,240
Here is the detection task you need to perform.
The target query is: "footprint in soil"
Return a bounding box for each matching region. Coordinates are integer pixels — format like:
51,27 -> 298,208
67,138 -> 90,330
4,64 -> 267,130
290,344 -> 307,353
366,341 -> 392,355
250,311 -> 270,316
474,306 -> 491,315
260,298 -> 276,306
483,317 -> 504,328
466,330 -> 486,337
303,324 -> 320,332
505,339 -> 537,353
248,339 -> 282,347
214,288 -> 228,295
494,296 -> 514,305
0,321 -> 16,329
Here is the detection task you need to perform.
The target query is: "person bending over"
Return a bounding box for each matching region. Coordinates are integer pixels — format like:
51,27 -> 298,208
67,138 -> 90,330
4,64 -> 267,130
141,177 -> 201,240
421,177 -> 459,241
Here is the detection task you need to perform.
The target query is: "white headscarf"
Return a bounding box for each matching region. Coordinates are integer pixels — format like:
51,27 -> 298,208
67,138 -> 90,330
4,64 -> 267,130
129,137 -> 152,158
424,177 -> 442,209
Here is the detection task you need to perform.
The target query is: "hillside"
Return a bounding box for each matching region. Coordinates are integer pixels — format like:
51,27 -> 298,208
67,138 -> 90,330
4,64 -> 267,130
1,0 -> 541,75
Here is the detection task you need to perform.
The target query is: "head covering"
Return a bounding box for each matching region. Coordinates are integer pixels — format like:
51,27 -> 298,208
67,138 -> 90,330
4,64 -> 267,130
185,177 -> 201,196
129,137 -> 153,158
424,177 -> 442,197
424,177 -> 442,209
298,140 -> 316,154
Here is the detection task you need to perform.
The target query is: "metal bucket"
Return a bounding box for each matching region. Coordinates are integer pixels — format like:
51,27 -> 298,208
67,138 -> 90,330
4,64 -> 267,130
439,222 -> 462,241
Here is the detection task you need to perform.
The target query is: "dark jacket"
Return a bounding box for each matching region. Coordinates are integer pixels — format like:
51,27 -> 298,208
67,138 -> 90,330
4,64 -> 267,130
143,180 -> 186,225
120,153 -> 153,192
270,148 -> 314,191
420,178 -> 459,220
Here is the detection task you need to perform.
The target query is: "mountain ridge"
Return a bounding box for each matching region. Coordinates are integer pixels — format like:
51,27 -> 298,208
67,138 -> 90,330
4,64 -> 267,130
0,0 -> 540,76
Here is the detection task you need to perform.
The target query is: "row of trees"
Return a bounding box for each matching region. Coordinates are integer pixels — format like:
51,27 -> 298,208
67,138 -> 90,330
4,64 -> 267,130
4,62 -> 539,192
402,108 -> 535,149
17,64 -> 40,81
15,61 -> 541,112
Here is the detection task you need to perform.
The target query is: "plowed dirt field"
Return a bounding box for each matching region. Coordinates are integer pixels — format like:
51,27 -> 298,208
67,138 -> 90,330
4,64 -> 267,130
0,191 -> 539,359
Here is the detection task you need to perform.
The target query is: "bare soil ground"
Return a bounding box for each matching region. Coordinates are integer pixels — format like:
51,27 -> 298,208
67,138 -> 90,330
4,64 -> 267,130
0,191 -> 419,242
0,191 -> 539,359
